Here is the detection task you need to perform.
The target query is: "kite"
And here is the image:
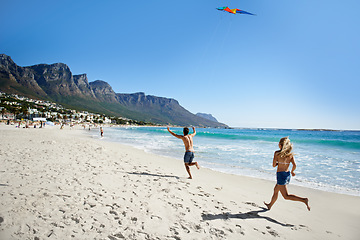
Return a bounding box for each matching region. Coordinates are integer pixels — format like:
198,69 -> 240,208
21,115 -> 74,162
217,7 -> 255,16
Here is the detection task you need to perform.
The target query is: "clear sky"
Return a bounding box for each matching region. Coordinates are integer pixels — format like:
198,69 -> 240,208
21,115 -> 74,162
1,0 -> 359,130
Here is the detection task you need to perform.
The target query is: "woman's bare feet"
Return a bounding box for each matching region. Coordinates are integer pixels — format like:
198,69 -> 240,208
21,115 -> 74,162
305,198 -> 311,211
264,201 -> 271,210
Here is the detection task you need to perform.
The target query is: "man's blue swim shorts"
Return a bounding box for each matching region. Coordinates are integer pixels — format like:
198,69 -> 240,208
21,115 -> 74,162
184,151 -> 194,164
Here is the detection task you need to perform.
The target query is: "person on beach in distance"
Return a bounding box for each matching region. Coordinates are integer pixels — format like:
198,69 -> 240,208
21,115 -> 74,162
100,127 -> 103,137
264,137 -> 310,211
167,126 -> 200,179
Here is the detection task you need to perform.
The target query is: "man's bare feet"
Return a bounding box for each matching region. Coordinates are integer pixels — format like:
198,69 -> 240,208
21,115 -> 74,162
195,162 -> 200,169
264,201 -> 271,210
188,176 -> 192,179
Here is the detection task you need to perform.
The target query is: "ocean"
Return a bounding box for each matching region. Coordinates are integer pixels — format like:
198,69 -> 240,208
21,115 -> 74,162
90,127 -> 360,196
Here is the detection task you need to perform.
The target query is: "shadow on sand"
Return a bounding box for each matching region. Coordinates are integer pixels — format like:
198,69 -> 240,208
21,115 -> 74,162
0,184 -> 10,187
202,208 -> 294,227
127,171 -> 180,179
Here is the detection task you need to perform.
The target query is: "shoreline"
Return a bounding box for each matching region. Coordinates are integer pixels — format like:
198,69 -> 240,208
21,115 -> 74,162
89,125 -> 360,197
1,124 -> 359,239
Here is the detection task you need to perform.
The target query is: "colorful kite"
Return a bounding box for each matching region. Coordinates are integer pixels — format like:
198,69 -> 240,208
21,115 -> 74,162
217,7 -> 255,16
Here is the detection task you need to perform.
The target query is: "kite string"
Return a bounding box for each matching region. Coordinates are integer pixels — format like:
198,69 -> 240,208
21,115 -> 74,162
219,16 -> 233,54
192,13 -> 233,79
194,16 -> 223,74
209,15 -> 233,70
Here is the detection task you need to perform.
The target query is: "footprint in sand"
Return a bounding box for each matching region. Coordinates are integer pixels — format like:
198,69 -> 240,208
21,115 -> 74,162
209,227 -> 226,238
244,202 -> 261,208
236,225 -> 245,235
108,233 -> 125,240
109,210 -> 118,218
161,188 -> 170,193
266,226 -> 279,237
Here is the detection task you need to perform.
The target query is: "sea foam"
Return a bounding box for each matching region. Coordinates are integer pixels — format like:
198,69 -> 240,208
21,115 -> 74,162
93,126 -> 360,196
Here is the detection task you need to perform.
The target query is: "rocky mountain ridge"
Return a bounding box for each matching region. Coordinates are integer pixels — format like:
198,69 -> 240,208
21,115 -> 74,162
196,113 -> 219,123
0,54 -> 228,128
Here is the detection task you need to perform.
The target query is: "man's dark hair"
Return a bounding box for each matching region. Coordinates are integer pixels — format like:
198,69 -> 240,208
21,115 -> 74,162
183,127 -> 189,136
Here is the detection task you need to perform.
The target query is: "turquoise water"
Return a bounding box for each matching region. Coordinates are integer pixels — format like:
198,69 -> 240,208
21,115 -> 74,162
96,127 -> 360,196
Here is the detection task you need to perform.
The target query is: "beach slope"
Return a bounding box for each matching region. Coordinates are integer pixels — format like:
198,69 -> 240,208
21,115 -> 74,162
0,125 -> 359,239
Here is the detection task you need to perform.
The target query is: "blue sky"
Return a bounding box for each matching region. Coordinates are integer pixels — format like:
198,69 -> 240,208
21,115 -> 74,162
1,0 -> 359,130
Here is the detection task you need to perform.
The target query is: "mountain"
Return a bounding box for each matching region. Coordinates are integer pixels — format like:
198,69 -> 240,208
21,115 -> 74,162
0,54 -> 228,128
196,113 -> 219,123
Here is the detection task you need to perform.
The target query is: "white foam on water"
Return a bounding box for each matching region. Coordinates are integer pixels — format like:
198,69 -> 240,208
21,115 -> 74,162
93,127 -> 360,196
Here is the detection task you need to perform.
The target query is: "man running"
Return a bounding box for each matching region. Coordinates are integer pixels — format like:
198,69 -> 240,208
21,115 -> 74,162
167,126 -> 200,179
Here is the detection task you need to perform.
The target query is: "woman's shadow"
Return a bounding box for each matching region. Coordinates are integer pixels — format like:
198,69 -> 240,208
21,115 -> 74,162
201,207 -> 294,227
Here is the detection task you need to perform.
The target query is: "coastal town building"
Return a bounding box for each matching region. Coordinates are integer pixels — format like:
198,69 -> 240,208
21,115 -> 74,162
0,91 -> 142,126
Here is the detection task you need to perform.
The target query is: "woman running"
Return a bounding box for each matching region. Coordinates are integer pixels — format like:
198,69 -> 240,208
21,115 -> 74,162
264,137 -> 310,211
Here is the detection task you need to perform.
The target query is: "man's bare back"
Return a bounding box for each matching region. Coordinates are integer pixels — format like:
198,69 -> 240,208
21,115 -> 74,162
167,126 -> 196,151
181,134 -> 195,152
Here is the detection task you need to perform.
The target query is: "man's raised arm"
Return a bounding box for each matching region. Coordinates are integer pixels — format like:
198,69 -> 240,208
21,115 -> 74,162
167,127 -> 182,139
190,126 -> 196,137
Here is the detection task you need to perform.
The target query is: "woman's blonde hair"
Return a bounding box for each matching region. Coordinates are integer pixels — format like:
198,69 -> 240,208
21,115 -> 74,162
278,137 -> 293,158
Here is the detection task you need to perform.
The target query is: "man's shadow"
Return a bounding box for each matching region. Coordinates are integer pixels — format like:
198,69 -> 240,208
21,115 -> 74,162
202,208 -> 294,227
127,171 -> 180,179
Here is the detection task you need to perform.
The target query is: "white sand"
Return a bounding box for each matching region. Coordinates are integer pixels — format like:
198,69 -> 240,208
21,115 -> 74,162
0,124 -> 359,239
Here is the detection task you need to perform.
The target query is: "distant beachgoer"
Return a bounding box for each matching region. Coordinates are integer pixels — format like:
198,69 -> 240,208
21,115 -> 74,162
264,137 -> 310,211
100,127 -> 103,137
167,126 -> 200,179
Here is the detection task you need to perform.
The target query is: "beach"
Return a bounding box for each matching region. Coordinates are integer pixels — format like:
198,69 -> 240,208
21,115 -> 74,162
0,124 -> 359,239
